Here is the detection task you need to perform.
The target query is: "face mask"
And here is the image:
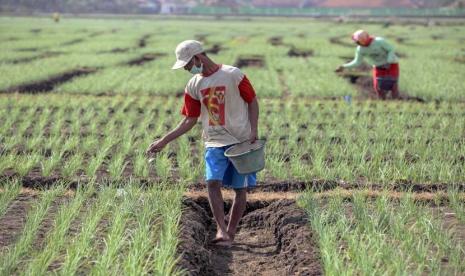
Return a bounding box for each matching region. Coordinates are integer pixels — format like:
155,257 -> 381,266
189,62 -> 203,75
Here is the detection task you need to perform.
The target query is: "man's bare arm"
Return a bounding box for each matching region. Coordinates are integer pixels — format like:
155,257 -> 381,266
248,97 -> 259,142
146,116 -> 198,154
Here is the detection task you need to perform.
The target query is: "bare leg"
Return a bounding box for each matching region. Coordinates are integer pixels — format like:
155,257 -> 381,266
391,82 -> 400,99
227,188 -> 247,241
375,87 -> 387,100
207,181 -> 231,244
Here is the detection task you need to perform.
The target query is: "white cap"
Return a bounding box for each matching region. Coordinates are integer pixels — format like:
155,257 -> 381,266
172,40 -> 204,70
352,30 -> 369,42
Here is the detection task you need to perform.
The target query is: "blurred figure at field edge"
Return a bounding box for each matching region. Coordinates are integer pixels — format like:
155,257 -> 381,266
336,30 -> 400,100
146,40 -> 259,248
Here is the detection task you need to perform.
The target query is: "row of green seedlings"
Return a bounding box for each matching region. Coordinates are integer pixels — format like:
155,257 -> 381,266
262,100 -> 464,184
2,96 -> 463,179
1,97 -> 464,184
299,188 -> 465,275
0,179 -> 185,275
0,98 -> 204,182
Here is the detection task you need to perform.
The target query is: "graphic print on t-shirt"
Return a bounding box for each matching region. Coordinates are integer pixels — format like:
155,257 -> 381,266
200,86 -> 225,126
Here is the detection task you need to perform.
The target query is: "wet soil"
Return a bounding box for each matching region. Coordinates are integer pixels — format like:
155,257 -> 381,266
188,180 -> 465,194
329,36 -> 353,48
205,44 -> 224,55
431,34 -> 445,40
88,30 -> 108,38
177,197 -> 322,276
234,55 -> 265,68
287,47 -> 313,58
6,51 -> 63,64
98,48 -> 131,54
268,36 -> 284,46
138,34 -> 151,48
1,169 -> 78,190
126,53 -> 166,66
60,38 -> 85,46
15,47 -> 40,52
33,196 -> 71,250
4,67 -> 98,93
0,193 -> 37,249
394,37 -> 416,46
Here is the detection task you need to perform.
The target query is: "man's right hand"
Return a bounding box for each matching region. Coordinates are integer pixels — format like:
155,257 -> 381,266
146,138 -> 167,155
335,66 -> 344,73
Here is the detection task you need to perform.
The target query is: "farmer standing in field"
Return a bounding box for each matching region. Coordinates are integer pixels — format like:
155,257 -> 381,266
336,30 -> 400,100
146,40 -> 259,247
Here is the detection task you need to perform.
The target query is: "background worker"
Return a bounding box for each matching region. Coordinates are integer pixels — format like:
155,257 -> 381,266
146,40 -> 259,247
336,30 -> 400,100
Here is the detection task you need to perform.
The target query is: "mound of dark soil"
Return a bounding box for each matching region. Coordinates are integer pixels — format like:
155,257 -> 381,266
7,51 -> 62,64
394,37 -> 416,46
98,48 -> 131,54
205,44 -> 224,55
177,197 -> 322,276
138,34 -> 152,48
234,55 -> 265,68
268,36 -> 284,46
329,36 -> 353,48
288,47 -> 313,58
15,47 -> 39,52
88,31 -> 107,38
431,34 -> 444,40
126,53 -> 166,66
5,67 -> 98,93
60,38 -> 85,46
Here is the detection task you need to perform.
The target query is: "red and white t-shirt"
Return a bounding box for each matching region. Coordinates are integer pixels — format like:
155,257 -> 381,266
181,64 -> 256,147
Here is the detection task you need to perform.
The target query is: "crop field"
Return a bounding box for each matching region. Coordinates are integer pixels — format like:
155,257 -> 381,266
1,16 -> 465,275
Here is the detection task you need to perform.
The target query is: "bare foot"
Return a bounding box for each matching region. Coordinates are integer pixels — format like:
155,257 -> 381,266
212,230 -> 230,244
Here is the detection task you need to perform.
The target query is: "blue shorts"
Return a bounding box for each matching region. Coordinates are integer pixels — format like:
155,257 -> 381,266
205,146 -> 257,189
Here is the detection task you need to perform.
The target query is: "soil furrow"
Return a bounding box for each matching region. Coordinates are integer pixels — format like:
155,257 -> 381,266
5,51 -> 62,64
178,197 -> 322,276
4,67 -> 98,93
0,193 -> 37,250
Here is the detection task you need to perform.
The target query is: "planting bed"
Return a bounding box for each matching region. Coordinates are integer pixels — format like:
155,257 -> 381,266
126,53 -> 166,66
178,197 -> 321,275
287,46 -> 313,58
0,183 -> 184,275
234,55 -> 265,68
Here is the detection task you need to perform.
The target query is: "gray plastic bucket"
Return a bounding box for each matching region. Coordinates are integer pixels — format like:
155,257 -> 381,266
224,140 -> 266,174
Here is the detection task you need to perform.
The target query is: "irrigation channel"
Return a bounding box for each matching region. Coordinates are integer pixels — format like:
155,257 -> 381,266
178,193 -> 322,275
